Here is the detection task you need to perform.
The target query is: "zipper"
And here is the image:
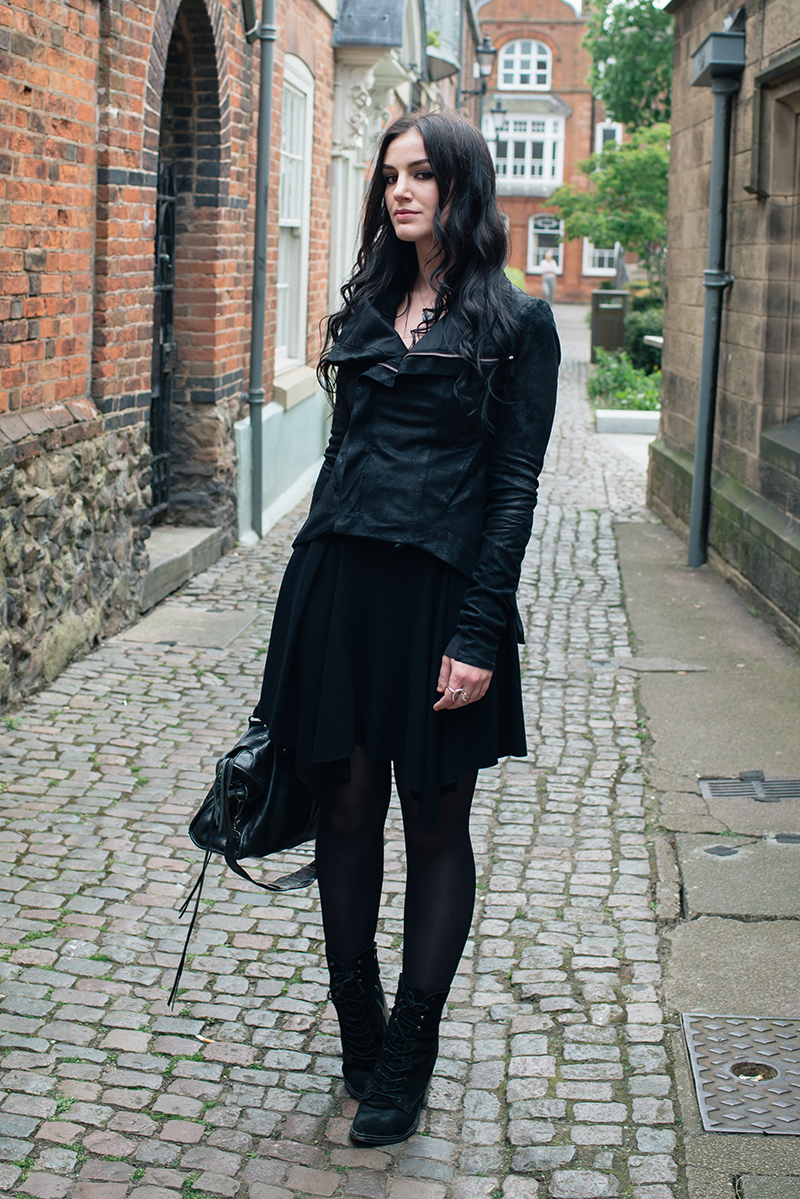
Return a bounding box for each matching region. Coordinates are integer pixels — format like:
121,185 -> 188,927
377,352 -> 513,371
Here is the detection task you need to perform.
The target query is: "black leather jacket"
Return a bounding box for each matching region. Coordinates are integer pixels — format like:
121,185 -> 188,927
295,282 -> 559,670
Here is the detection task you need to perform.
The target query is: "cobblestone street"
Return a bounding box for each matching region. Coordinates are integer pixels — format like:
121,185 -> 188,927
0,367 -> 684,1199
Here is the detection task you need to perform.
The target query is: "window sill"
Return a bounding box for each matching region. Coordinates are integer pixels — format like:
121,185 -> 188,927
497,179 -> 560,197
273,364 -> 319,410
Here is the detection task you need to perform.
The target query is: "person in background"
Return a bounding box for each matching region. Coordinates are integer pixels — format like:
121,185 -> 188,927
540,248 -> 557,307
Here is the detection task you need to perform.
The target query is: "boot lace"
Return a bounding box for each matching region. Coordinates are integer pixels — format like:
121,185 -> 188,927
370,995 -> 429,1101
329,971 -> 380,1057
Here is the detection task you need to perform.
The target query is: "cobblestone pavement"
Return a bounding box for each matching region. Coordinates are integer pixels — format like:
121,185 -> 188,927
0,367 -> 683,1199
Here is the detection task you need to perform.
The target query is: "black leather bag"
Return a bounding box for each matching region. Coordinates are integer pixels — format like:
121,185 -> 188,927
188,717 -> 319,873
169,717 -> 319,1005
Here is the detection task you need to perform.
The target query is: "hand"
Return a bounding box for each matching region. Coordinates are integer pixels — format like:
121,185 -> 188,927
433,655 -> 493,711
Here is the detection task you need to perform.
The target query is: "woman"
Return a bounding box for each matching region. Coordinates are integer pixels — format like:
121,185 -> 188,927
540,248 -> 557,307
255,111 -> 559,1146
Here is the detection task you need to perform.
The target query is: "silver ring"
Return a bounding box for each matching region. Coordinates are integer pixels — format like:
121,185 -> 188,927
456,689 -> 470,703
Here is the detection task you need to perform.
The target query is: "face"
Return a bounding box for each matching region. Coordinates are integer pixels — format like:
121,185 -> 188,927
381,128 -> 440,251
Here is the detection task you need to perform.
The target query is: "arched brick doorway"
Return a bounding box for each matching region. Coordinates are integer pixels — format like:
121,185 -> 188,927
152,0 -> 240,535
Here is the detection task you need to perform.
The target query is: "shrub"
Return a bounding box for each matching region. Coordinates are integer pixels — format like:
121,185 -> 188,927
628,284 -> 662,311
587,348 -> 661,410
504,265 -> 526,291
623,306 -> 663,372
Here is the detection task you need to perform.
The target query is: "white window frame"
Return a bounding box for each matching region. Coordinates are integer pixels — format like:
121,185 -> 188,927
527,215 -> 564,275
275,55 -> 314,374
594,120 -> 623,155
582,238 -> 618,277
498,40 -> 553,92
493,115 -> 564,187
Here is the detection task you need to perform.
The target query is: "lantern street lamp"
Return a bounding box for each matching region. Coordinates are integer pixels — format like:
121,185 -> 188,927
458,35 -> 497,127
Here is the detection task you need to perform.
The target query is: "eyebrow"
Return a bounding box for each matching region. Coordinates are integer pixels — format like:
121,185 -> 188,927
382,158 -> 431,171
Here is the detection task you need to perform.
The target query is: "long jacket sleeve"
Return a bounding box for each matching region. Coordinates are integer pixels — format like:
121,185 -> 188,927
444,300 -> 559,668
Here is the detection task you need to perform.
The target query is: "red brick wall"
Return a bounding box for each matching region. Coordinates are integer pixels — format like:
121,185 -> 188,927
1,0 -> 335,505
0,0 -> 98,414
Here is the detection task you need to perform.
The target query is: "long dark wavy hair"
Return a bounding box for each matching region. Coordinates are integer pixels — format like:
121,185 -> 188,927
318,111 -> 519,429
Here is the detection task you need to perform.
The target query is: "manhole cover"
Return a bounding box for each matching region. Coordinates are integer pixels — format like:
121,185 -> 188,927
699,773 -> 800,804
682,1014 -> 800,1134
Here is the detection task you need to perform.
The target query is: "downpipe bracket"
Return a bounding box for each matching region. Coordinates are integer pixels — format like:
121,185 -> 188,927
702,269 -> 735,289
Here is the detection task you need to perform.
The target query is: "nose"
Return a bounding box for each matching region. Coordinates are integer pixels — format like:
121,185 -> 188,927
393,171 -> 412,199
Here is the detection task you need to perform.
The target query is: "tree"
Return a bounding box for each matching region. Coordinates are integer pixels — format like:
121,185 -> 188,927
583,0 -> 673,130
546,123 -> 670,295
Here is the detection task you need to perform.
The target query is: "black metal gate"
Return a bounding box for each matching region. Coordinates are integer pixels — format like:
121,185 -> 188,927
150,163 -> 176,518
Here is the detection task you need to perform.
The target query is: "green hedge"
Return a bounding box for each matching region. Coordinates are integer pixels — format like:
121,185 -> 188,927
588,348 -> 661,411
624,306 -> 663,373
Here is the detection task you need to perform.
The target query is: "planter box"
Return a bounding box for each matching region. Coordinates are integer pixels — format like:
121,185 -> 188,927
595,408 -> 661,435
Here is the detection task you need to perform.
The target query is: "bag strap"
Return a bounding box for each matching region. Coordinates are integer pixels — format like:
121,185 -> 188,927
169,752 -> 317,1007
168,843 -> 212,1007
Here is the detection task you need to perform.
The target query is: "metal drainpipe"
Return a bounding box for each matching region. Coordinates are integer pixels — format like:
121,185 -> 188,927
246,0 -> 277,540
686,73 -> 741,567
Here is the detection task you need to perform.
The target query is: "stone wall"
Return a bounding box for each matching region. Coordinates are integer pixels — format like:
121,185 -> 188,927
649,0 -> 800,647
0,405 -> 150,703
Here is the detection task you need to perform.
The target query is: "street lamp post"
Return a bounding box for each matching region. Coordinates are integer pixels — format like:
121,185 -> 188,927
489,96 -> 506,157
458,35 -> 497,130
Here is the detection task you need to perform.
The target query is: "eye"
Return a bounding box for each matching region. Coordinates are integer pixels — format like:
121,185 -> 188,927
416,171 -> 433,180
383,174 -> 397,186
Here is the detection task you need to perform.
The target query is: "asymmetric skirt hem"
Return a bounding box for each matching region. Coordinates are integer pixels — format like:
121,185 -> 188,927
256,534 -> 526,830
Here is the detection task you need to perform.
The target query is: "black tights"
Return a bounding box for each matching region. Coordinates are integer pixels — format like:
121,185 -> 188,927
315,746 -> 477,995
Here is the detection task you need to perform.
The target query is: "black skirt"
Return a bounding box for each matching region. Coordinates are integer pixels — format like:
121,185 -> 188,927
255,534 -> 526,831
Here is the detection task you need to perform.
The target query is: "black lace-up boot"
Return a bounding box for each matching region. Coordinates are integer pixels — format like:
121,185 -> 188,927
327,944 -> 389,1101
349,974 -> 449,1145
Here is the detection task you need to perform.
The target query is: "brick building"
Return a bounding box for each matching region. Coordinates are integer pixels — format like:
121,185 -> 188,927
477,0 -> 623,303
0,0 -> 484,703
648,0 -> 800,650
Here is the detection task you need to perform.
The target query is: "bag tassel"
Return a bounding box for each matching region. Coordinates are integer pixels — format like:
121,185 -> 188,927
169,754 -> 318,1007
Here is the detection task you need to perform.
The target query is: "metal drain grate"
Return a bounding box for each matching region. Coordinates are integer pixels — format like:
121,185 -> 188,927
699,772 -> 800,804
682,1014 -> 800,1134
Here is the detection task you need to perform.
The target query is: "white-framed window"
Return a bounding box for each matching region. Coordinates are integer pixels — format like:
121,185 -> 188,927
594,121 -> 623,154
494,116 -> 564,185
527,215 -> 563,274
498,40 -> 552,91
276,55 -> 314,371
582,238 -> 618,277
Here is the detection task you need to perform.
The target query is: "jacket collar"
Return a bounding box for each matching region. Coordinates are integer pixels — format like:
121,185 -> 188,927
325,290 -> 470,366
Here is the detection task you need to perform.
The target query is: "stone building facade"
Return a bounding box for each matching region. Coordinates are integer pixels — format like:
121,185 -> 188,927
477,0 -> 622,303
649,0 -> 800,649
0,0 -> 484,704
0,0 -> 339,703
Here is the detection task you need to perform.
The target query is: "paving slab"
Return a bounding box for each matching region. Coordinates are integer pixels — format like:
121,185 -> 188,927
676,833 -> 800,918
739,1176 -> 800,1198
614,522 -> 800,801
615,509 -> 800,1199
663,917 -> 800,1017
116,604 -> 259,649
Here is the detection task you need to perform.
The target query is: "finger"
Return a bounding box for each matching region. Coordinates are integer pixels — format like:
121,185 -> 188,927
436,655 -> 452,694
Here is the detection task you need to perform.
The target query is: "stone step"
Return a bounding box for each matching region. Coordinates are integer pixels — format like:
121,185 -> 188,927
595,408 -> 661,434
141,525 -> 222,612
